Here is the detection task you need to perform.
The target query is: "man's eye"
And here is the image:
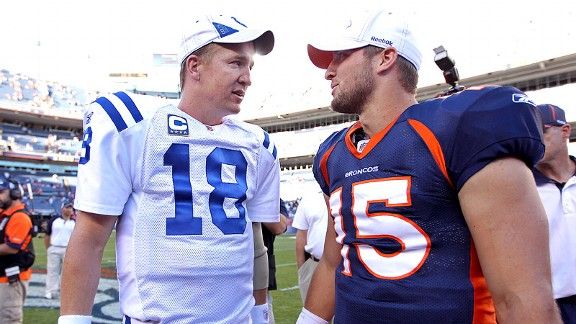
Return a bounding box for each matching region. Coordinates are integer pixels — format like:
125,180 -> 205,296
333,51 -> 352,61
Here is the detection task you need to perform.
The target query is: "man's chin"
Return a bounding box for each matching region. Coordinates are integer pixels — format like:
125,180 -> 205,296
224,105 -> 241,116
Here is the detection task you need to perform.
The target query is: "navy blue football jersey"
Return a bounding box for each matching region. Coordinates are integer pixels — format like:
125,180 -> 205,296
312,86 -> 543,323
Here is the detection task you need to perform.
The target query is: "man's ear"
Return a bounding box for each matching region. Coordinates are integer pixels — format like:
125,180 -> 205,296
184,55 -> 202,80
375,47 -> 398,74
562,123 -> 572,140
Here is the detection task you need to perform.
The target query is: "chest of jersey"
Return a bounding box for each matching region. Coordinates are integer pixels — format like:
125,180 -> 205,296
323,122 -> 483,323
117,108 -> 262,321
137,109 -> 261,237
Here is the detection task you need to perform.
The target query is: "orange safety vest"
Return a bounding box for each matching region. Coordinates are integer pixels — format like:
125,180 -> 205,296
0,202 -> 34,283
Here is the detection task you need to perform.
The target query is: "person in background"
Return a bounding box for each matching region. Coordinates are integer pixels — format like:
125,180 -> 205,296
44,199 -> 76,299
59,12 -> 279,324
297,9 -> 560,324
0,181 -> 34,324
292,189 -> 327,303
260,199 -> 288,323
533,104 -> 576,324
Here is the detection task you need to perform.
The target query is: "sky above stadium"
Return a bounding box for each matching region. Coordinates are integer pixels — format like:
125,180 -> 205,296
1,0 -> 576,119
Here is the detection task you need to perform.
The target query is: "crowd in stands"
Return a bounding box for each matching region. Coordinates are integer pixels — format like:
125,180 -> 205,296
0,121 -> 82,162
0,171 -> 75,220
0,68 -> 98,115
0,69 -> 90,162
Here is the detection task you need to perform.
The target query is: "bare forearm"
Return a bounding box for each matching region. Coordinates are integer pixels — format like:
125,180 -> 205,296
304,215 -> 340,321
296,250 -> 306,268
263,214 -> 287,235
44,235 -> 50,249
0,243 -> 18,255
60,235 -> 105,315
295,230 -> 307,268
495,296 -> 560,324
304,260 -> 335,320
60,211 -> 116,316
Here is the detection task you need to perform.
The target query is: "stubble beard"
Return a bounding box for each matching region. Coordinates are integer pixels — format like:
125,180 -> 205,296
0,198 -> 11,210
330,66 -> 375,115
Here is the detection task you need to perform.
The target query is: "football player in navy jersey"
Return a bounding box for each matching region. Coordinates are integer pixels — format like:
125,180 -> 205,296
296,9 -> 561,324
59,13 -> 280,324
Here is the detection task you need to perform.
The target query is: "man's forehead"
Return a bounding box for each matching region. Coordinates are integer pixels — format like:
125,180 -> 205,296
216,41 -> 256,54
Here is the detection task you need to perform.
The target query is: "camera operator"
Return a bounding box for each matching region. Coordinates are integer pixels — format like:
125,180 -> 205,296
0,181 -> 34,324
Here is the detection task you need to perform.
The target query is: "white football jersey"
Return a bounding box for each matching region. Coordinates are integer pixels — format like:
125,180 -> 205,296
74,91 -> 280,323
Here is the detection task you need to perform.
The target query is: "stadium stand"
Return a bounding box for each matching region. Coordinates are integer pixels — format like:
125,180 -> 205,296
0,69 -> 97,113
0,70 -> 85,163
0,170 -> 76,230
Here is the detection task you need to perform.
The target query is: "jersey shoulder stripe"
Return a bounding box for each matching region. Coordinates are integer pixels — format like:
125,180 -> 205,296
222,118 -> 278,160
114,91 -> 143,123
95,96 -> 128,132
262,131 -> 277,159
407,118 -> 453,188
92,91 -> 146,133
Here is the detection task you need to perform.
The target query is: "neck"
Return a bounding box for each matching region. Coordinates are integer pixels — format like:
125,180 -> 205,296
358,92 -> 417,138
178,102 -> 224,126
537,155 -> 575,183
178,89 -> 227,126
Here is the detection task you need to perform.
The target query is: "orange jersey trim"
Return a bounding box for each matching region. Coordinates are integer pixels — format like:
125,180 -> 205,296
319,144 -> 337,188
344,119 -> 399,159
407,119 -> 454,188
470,242 -> 496,323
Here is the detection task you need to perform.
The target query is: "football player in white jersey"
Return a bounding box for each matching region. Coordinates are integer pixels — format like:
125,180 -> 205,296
58,13 -> 279,324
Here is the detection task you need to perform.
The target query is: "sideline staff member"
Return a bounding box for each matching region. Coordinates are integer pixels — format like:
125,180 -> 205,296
0,181 -> 34,324
44,200 -> 76,299
534,104 -> 576,324
292,189 -> 327,303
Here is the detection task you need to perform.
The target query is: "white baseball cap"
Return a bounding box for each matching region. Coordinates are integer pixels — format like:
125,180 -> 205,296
179,14 -> 275,64
307,10 -> 421,70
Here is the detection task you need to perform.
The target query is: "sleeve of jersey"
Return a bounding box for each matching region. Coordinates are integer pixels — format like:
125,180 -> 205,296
73,100 -> 132,216
247,131 -> 280,223
312,131 -> 340,196
448,87 -> 544,191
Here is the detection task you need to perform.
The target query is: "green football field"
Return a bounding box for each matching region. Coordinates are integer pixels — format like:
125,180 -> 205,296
24,234 -> 303,323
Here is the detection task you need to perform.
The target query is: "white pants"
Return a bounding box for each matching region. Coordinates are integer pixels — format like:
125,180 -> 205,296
45,245 -> 67,296
297,258 -> 319,303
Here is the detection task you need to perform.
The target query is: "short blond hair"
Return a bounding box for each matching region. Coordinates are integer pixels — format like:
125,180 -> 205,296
363,46 -> 418,94
179,43 -> 219,91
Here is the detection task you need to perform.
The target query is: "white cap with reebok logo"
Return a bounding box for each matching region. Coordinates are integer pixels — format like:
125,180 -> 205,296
307,10 -> 421,70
